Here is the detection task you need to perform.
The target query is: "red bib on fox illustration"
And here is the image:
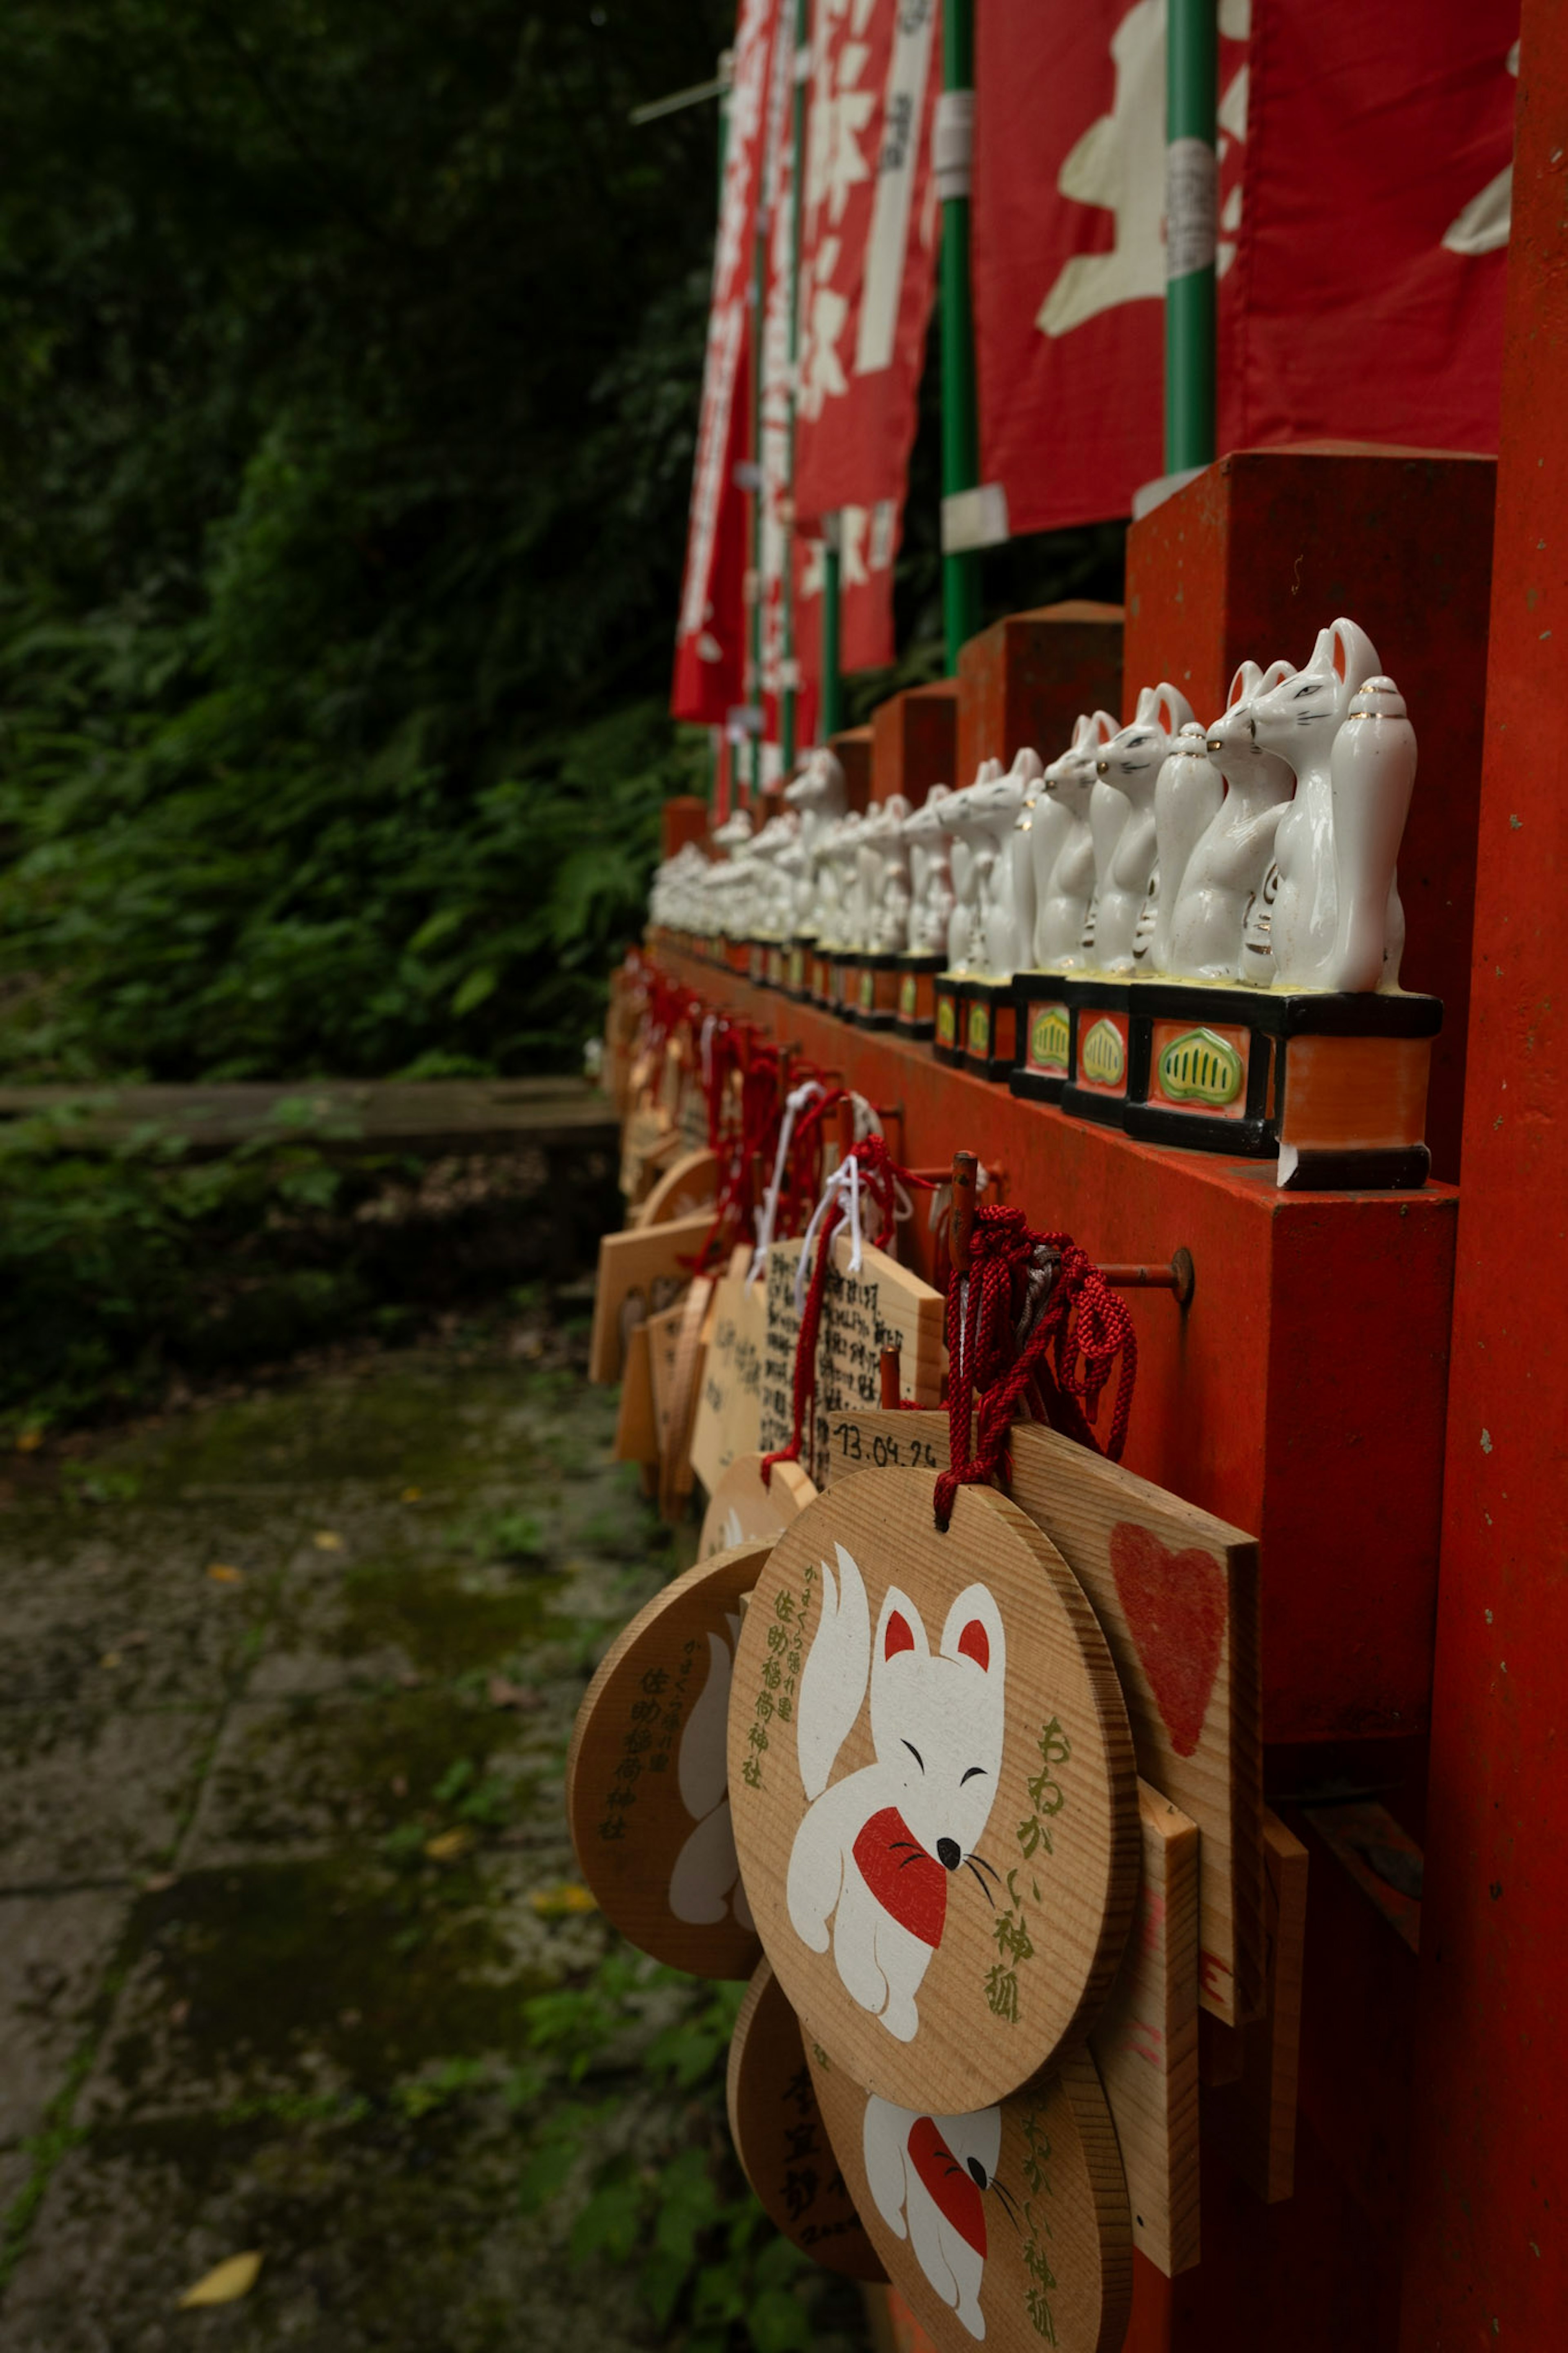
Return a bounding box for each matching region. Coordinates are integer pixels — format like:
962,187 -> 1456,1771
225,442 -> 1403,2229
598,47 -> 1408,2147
727,1470 -> 1140,2117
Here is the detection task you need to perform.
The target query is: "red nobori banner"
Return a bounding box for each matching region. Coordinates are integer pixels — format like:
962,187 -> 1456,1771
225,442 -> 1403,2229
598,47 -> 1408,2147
1231,0 -> 1517,454
757,14 -> 820,761
794,0 -> 942,672
672,0 -> 783,725
972,0 -> 1517,541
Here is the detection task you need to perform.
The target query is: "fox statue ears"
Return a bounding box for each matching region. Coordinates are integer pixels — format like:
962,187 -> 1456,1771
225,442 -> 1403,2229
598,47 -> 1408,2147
1130,682 -> 1197,738
1068,709 -> 1120,756
875,1584 -> 1006,1678
1308,618 -> 1381,711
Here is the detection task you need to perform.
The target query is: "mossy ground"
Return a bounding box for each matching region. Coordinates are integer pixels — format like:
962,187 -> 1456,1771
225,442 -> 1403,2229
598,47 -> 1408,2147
0,1309 -> 694,2349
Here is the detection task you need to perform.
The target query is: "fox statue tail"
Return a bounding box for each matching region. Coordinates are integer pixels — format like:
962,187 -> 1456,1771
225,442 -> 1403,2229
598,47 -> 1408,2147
795,1542 -> 870,1801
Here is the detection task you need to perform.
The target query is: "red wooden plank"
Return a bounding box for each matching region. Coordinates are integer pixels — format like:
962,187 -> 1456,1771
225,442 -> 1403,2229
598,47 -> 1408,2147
1398,6 -> 1568,2342
661,949 -> 1454,1746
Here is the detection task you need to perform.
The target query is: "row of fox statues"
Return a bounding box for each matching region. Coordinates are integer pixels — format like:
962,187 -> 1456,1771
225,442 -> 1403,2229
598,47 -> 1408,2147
649,616 -> 1417,996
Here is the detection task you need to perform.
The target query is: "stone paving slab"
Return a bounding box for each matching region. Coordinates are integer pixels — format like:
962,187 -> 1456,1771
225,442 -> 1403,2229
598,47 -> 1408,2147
1,2097 -> 647,2353
0,1708 -> 220,1888
0,1890 -> 130,2145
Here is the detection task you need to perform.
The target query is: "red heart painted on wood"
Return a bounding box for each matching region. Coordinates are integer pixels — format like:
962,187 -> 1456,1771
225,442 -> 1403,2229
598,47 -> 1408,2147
1109,1523 -> 1227,1759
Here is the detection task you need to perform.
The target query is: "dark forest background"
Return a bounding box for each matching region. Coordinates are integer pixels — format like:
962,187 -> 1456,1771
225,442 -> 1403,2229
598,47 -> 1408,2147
0,0 -> 738,1084
0,0 -> 1120,1425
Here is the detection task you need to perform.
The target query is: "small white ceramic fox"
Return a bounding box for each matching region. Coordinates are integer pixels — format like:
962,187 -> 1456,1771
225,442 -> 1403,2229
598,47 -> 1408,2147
786,1544 -> 1006,2044
1089,684 -> 1195,972
938,762 -> 1004,974
967,748 -> 1044,975
902,785 -> 956,957
863,2094 -> 1004,2339
668,1611 -> 755,1931
1249,618 -> 1388,990
1166,658 -> 1296,981
1033,712 -> 1118,969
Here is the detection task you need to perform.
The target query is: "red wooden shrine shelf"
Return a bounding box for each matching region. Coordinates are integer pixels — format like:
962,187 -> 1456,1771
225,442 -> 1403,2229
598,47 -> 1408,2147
655,944 -> 1456,1751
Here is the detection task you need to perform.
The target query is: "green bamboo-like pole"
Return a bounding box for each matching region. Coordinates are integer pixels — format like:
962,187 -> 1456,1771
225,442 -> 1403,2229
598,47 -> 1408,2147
1165,0 -> 1218,472
939,0 -> 982,673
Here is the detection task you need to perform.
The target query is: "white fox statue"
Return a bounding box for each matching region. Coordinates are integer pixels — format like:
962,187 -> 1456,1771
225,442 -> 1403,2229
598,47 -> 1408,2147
786,1543 -> 1006,2043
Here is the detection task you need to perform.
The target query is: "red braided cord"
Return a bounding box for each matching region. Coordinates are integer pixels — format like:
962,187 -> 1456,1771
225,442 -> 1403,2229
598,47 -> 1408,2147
933,1208 -> 1138,1530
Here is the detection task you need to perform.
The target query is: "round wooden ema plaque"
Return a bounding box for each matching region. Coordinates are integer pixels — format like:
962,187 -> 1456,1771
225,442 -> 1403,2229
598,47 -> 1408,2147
810,2039 -> 1132,2353
726,1957 -> 886,2283
699,1453 -> 817,1559
567,1543 -> 771,1978
726,1470 -> 1138,2114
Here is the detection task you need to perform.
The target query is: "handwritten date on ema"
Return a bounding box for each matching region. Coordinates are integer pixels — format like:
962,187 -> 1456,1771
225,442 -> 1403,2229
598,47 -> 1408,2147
828,1423 -> 940,1471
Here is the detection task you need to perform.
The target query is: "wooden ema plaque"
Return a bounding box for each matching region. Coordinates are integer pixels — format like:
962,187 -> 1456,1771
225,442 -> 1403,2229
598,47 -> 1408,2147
699,1452 -> 817,1557
634,1145 -> 718,1229
811,2042 -> 1132,2353
816,1410 -> 1264,2030
727,1472 -> 1139,2117
648,1276 -> 713,1520
690,1248 -> 768,1493
567,1543 -> 768,1979
1203,1809 -> 1308,2203
727,1958 -> 887,2283
588,1210 -> 712,1385
756,1237 -> 943,1480
1085,1784 -> 1200,2277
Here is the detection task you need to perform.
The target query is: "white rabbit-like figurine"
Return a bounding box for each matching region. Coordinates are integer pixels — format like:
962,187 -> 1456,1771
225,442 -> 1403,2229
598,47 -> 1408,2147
1248,618 -> 1386,990
1166,659 -> 1296,981
902,785 -> 955,957
1149,724 -> 1223,970
1329,675 -> 1417,992
966,748 -> 1043,975
1089,685 -> 1196,972
1033,713 -> 1117,969
785,748 -> 848,936
937,761 -> 1003,973
860,794 -> 914,954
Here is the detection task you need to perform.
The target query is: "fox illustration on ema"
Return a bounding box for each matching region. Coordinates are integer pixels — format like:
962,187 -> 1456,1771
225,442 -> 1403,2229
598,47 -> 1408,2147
862,2094 -> 1014,2339
786,1545 -> 1006,2041
667,1611 -> 755,1932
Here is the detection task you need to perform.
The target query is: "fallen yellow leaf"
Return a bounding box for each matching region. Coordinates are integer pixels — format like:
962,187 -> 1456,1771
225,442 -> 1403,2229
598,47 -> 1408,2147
312,1530 -> 344,1552
99,1651 -> 122,1670
15,1430 -> 43,1454
424,1827 -> 475,1862
400,1485 -> 422,1503
177,2250 -> 263,2308
206,1564 -> 243,1585
529,1882 -> 599,1919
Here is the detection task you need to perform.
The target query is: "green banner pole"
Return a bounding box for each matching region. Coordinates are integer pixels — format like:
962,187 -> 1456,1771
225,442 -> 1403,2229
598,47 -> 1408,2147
1165,0 -> 1218,473
938,0 -> 981,674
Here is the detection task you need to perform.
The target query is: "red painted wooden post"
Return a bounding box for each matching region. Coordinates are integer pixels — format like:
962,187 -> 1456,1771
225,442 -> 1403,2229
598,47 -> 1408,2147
956,600 -> 1124,785
1399,8 -> 1568,2342
870,680 -> 959,806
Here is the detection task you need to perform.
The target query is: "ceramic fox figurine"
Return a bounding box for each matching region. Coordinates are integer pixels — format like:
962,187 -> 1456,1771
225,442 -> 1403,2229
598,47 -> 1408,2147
1089,684 -> 1196,972
902,785 -> 955,957
937,762 -> 1003,973
1033,712 -> 1117,968
966,748 -> 1043,975
1248,618 -> 1389,990
860,794 -> 914,954
1149,723 -> 1224,969
1167,658 -> 1296,981
1330,675 -> 1417,992
785,748 -> 848,936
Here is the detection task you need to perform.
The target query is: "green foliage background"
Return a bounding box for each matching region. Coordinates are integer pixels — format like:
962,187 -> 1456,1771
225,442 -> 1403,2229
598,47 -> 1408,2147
0,0 -> 728,1082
